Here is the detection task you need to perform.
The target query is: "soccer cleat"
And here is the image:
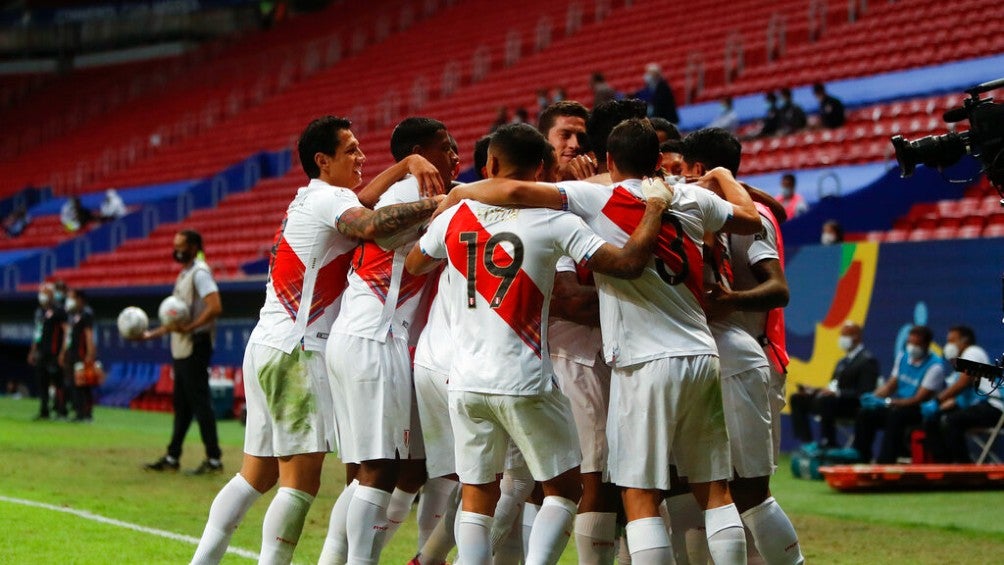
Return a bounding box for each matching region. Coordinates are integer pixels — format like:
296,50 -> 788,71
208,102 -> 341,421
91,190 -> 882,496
144,456 -> 180,472
185,459 -> 223,476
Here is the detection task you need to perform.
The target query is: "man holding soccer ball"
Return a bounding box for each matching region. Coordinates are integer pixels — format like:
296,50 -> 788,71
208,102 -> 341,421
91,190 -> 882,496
138,229 -> 224,475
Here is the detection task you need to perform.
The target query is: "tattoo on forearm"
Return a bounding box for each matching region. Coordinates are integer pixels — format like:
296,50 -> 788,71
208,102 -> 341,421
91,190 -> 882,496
338,199 -> 437,238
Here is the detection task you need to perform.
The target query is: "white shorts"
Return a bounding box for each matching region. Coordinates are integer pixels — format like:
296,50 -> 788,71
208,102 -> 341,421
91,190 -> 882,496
551,353 -> 611,474
449,388 -> 581,485
768,366 -> 787,461
326,333 -> 415,464
243,343 -> 334,457
607,355 -> 731,489
414,365 -> 452,478
722,366 -> 775,478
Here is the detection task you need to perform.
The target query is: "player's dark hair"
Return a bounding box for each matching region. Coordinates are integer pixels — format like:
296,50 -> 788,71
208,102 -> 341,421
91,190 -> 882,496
489,123 -> 550,176
390,117 -> 447,162
950,325 -> 976,345
297,115 -> 353,179
587,98 -> 647,163
178,229 -> 203,251
607,119 -> 659,178
909,325 -> 934,346
542,142 -> 558,179
648,117 -> 680,141
782,173 -> 796,185
677,127 -> 742,176
538,101 -> 589,136
473,135 -> 492,180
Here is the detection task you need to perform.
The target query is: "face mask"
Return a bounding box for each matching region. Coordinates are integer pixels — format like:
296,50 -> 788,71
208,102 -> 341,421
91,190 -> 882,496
838,336 -> 854,351
942,342 -> 960,362
782,187 -> 794,198
54,291 -> 65,303
38,293 -> 50,306
821,232 -> 837,245
906,344 -> 925,360
173,249 -> 192,263
65,298 -> 78,312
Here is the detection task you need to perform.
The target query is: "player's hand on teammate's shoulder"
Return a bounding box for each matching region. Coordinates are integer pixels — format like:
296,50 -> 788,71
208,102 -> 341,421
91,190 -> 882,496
407,154 -> 445,197
696,166 -> 736,196
640,176 -> 674,206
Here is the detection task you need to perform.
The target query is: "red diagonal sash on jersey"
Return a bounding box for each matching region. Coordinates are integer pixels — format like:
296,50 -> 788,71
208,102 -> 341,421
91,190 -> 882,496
601,186 -> 706,305
352,241 -> 394,302
308,251 -> 353,324
270,237 -> 306,320
445,204 -> 544,357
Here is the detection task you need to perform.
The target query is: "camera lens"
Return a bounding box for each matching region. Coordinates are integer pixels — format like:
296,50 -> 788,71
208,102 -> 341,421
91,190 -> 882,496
891,132 -> 968,178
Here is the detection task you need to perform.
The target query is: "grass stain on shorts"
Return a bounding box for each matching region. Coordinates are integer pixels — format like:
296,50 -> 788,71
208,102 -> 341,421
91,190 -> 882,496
258,348 -> 316,434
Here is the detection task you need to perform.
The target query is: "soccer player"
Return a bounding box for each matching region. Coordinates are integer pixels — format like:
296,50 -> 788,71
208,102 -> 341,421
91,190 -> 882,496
581,98 -> 649,186
438,118 -> 763,564
322,117 -> 459,565
405,123 -> 670,565
539,100 -> 596,180
682,128 -> 804,565
190,116 -> 444,565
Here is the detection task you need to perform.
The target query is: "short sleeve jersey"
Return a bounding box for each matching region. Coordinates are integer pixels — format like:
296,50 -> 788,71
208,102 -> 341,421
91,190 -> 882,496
333,177 -> 431,343
250,178 -> 362,353
419,200 -> 605,395
559,178 -> 731,366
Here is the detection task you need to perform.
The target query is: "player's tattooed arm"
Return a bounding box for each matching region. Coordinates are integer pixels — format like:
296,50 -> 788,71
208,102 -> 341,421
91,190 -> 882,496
587,197 -> 668,279
337,196 -> 445,241
433,178 -> 563,217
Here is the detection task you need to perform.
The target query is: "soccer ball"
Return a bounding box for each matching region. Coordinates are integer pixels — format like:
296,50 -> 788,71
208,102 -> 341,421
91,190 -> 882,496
158,296 -> 190,327
117,306 -> 149,339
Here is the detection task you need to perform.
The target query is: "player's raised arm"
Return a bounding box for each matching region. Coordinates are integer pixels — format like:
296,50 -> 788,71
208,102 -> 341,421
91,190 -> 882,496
435,177 -> 565,216
586,195 -> 668,279
356,154 -> 444,207
699,167 -> 761,235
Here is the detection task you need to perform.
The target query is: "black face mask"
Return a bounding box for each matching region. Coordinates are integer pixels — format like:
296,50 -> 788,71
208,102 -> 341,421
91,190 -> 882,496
173,249 -> 193,263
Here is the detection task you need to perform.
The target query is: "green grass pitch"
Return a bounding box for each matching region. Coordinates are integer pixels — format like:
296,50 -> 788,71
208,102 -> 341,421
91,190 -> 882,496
1,396 -> 1003,564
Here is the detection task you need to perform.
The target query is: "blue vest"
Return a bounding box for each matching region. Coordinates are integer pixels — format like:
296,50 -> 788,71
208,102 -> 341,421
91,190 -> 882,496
894,353 -> 944,399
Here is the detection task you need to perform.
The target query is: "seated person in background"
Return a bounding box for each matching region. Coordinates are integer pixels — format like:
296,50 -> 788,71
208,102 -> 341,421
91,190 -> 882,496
60,197 -> 93,232
99,189 -> 127,222
758,91 -> 780,137
820,219 -> 844,245
777,87 -> 807,134
3,205 -> 31,238
707,96 -> 739,133
853,325 -> 946,463
924,326 -> 999,463
777,173 -> 808,219
813,83 -> 846,129
790,321 -> 879,448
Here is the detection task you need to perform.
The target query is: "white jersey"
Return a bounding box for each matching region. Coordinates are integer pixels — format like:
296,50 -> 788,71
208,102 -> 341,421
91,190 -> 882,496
548,256 -> 603,366
707,215 -> 780,377
413,266 -> 454,374
332,177 -> 431,343
559,178 -> 731,367
418,200 -> 605,395
251,178 -> 362,353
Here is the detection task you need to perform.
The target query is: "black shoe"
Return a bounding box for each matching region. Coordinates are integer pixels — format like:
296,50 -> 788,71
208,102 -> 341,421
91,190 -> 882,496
145,456 -> 180,472
185,459 -> 223,476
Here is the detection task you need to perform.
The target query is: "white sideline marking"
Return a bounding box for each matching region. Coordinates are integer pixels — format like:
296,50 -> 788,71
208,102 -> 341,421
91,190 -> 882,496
0,494 -> 259,560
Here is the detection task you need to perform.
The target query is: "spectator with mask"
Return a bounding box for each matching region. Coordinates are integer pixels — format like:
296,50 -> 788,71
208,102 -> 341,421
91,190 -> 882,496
777,173 -> 808,219
813,83 -> 846,129
758,91 -> 780,137
853,325 -> 946,463
778,87 -> 807,134
820,220 -> 844,245
634,63 -> 679,123
924,326 -> 998,463
789,322 -> 880,448
99,189 -> 127,222
708,96 -> 739,133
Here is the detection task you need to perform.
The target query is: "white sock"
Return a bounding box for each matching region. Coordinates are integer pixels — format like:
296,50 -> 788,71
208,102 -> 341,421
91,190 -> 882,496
191,473 -> 262,565
521,502 -> 540,561
346,486 -> 392,565
616,530 -> 632,564
259,487 -> 314,565
493,509 -> 525,565
456,511 -> 493,565
418,486 -> 461,564
741,497 -> 804,565
417,477 -> 456,549
685,528 -> 710,565
490,467 -> 535,550
666,493 -> 707,564
625,517 -> 672,565
526,496 -> 576,565
318,480 -> 358,565
382,487 -> 418,547
574,511 -> 617,565
745,526 -> 765,565
657,499 -> 683,564
704,504 -> 746,565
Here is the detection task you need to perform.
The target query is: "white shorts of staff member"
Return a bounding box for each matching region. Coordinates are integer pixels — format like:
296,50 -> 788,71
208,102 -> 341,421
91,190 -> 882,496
414,365 -> 451,477
326,333 -> 415,464
607,354 -> 732,490
243,343 -> 334,457
722,366 -> 775,478
551,353 -> 611,475
450,388 -> 582,485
